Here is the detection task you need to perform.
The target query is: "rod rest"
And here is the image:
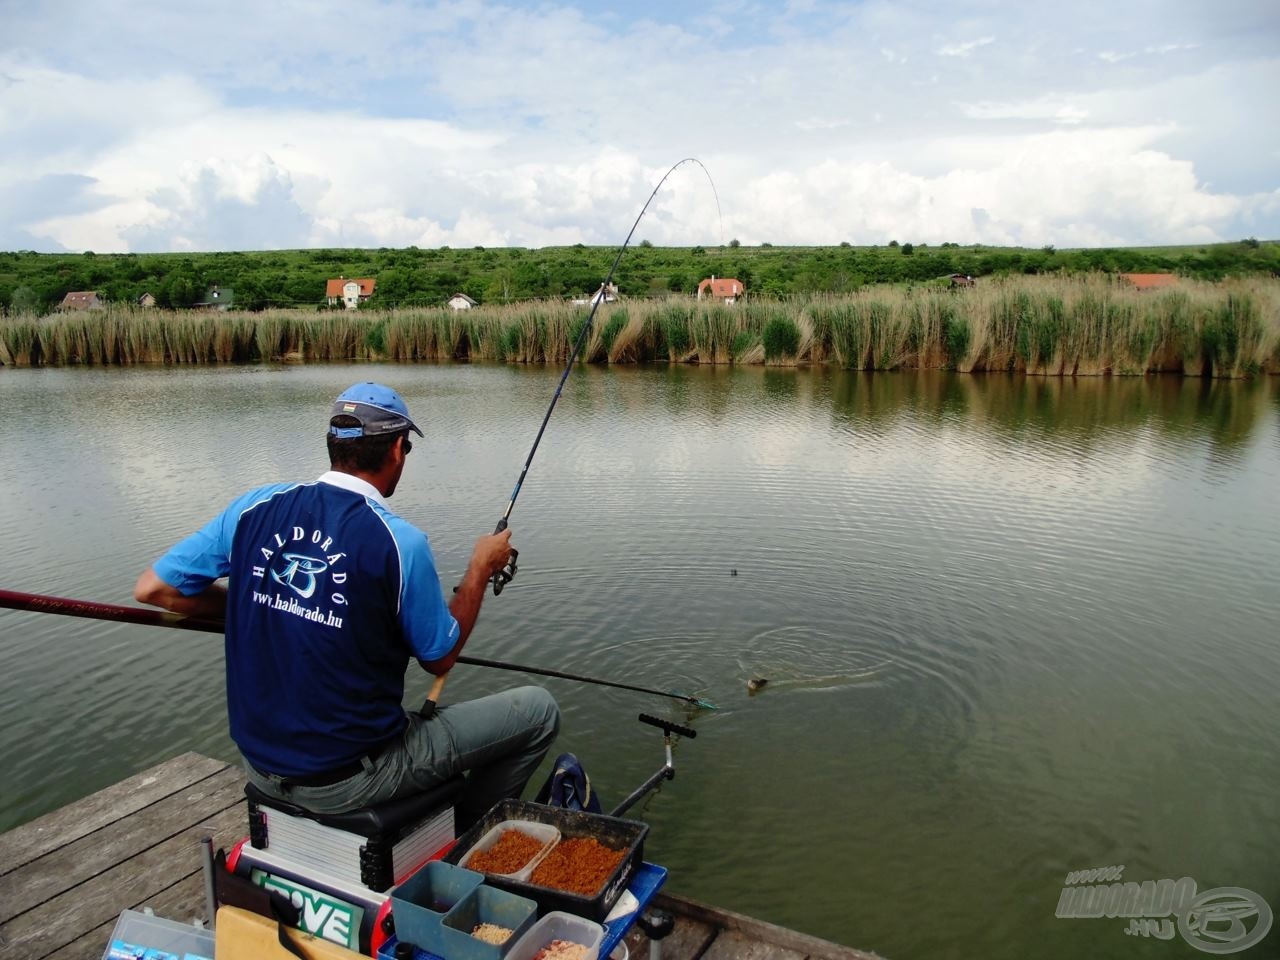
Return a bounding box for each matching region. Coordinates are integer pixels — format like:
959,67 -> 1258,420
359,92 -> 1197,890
245,777 -> 463,840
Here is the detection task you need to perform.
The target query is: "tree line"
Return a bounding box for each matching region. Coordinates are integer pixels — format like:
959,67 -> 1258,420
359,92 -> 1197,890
0,239 -> 1275,315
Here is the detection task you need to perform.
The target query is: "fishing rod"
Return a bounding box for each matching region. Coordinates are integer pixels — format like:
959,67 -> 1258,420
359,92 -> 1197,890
485,157 -> 721,596
451,654 -> 714,711
0,589 -> 717,710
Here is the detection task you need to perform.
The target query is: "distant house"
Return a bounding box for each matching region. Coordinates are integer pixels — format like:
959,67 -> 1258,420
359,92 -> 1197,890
447,293 -> 478,311
571,282 -> 619,308
58,291 -> 103,311
194,285 -> 234,310
1119,273 -> 1178,291
326,277 -> 377,310
136,292 -> 156,308
697,276 -> 744,303
948,274 -> 976,288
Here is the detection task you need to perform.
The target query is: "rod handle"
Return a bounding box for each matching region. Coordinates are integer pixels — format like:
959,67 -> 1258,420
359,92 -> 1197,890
420,672 -> 448,719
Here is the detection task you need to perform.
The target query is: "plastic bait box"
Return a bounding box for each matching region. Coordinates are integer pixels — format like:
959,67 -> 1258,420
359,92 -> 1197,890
444,801 -> 648,922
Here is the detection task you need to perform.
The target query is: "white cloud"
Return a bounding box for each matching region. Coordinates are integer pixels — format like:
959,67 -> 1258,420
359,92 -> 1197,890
962,97 -> 1089,125
795,117 -> 852,132
1,0 -> 1276,252
937,36 -> 995,58
725,127 -> 1246,248
1100,42 -> 1199,63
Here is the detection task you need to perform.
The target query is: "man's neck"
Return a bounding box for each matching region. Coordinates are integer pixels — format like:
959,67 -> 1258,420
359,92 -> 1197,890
320,469 -> 390,503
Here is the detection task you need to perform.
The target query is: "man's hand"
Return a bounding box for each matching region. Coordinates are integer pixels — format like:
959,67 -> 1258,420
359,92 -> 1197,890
134,568 -> 227,620
471,528 -> 514,580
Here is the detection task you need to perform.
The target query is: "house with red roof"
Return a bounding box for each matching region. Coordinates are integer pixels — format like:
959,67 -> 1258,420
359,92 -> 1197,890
697,275 -> 745,303
326,277 -> 377,309
58,291 -> 103,311
1119,273 -> 1178,291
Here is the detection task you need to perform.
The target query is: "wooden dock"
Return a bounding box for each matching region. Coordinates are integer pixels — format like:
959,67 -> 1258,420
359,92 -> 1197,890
0,753 -> 881,960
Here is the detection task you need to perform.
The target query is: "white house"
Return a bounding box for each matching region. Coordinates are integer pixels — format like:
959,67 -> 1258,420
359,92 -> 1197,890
697,276 -> 744,304
326,277 -> 376,309
447,293 -> 478,310
572,282 -> 619,307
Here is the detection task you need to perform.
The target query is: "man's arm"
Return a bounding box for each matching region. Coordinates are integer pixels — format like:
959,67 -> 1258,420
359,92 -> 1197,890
134,568 -> 229,621
419,529 -> 513,675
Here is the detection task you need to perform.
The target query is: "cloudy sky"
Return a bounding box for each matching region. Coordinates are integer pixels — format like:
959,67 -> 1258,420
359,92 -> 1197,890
1,0 -> 1277,253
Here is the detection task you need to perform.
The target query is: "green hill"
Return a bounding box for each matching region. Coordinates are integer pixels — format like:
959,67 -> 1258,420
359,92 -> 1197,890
1,240 -> 1276,315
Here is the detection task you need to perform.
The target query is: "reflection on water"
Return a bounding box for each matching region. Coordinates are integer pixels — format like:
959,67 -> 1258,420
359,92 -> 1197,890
826,370 -> 1268,458
1,365 -> 1277,960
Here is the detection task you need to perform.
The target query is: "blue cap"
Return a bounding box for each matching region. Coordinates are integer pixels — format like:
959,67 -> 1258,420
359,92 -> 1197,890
329,382 -> 423,439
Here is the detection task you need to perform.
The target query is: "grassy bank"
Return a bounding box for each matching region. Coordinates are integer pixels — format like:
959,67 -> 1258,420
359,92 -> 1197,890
2,276 -> 1277,378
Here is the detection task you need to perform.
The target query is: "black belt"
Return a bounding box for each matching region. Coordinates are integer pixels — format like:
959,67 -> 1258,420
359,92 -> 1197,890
277,759 -> 367,789
262,740 -> 392,789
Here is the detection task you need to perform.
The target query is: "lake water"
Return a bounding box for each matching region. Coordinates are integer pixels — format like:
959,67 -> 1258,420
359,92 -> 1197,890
1,363 -> 1277,959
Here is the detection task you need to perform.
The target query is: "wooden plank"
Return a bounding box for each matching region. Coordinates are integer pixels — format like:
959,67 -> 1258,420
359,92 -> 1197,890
623,911 -> 718,960
0,804 -> 245,960
701,930 -> 808,960
0,754 -> 230,875
654,893 -> 884,960
43,872 -> 213,960
0,766 -> 246,924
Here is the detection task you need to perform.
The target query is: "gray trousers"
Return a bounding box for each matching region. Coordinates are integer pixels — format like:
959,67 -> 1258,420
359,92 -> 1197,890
243,685 -> 560,831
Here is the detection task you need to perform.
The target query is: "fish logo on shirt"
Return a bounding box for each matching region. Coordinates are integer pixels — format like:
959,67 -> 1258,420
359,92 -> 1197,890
271,553 -> 329,599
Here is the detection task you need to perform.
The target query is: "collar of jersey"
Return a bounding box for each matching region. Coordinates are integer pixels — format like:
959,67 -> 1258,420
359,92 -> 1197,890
318,470 -> 387,507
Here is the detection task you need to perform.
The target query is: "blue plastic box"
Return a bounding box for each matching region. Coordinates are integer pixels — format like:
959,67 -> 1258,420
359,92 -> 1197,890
391,860 -> 485,951
436,885 -> 538,960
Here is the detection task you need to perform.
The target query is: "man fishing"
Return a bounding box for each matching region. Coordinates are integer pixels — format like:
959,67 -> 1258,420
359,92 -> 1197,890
134,381 -> 560,830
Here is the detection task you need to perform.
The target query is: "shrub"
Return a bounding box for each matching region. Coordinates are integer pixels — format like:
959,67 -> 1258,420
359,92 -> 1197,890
762,315 -> 800,360
731,330 -> 757,357
942,308 -> 970,366
602,309 -> 628,350
364,319 -> 388,356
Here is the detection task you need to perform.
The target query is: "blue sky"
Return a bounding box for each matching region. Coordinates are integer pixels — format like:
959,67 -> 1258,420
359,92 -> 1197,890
1,0 -> 1276,252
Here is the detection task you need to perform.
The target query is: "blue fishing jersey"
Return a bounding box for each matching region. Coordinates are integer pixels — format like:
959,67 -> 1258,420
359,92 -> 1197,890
153,472 -> 459,776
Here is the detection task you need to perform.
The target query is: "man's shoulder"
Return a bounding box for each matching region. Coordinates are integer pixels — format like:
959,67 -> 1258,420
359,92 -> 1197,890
226,480 -> 311,517
365,501 -> 430,549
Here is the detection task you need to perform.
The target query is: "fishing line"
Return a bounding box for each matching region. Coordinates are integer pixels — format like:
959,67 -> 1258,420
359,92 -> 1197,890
486,157 -> 723,595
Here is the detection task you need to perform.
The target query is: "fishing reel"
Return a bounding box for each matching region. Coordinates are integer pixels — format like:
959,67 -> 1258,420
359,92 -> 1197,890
452,519 -> 518,597
490,518 -> 518,595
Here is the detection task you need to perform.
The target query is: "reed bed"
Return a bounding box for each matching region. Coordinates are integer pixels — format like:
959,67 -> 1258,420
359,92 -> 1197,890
3,276 -> 1277,377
